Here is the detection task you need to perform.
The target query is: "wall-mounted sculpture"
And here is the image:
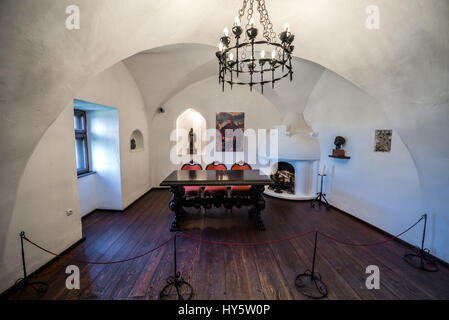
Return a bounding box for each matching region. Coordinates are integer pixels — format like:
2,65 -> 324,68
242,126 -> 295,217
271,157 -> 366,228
130,138 -> 137,150
130,129 -> 144,151
334,136 -> 345,150
330,136 -> 350,159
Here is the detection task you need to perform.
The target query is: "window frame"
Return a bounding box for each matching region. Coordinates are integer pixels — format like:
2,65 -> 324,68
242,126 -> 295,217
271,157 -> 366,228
74,109 -> 90,176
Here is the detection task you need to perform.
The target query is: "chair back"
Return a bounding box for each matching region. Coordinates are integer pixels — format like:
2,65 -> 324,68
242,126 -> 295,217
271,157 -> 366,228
231,162 -> 252,170
206,162 -> 227,170
181,162 -> 203,170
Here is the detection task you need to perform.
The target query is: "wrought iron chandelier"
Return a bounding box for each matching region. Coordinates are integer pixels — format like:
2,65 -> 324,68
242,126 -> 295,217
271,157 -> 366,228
216,0 -> 295,94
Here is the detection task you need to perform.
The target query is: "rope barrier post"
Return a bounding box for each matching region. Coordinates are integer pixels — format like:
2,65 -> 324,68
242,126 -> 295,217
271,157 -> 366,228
159,232 -> 193,300
15,231 -> 48,296
311,174 -> 330,210
20,232 -> 28,280
295,230 -> 328,299
404,214 -> 439,272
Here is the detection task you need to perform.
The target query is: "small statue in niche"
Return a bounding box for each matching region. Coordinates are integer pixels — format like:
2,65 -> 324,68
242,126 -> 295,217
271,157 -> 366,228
188,128 -> 197,155
332,136 -> 347,157
130,138 -> 137,150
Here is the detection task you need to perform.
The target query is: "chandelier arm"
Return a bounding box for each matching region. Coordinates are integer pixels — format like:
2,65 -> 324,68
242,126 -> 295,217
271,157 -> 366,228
220,71 -> 291,86
223,60 -> 292,74
219,40 -> 292,74
223,40 -> 287,52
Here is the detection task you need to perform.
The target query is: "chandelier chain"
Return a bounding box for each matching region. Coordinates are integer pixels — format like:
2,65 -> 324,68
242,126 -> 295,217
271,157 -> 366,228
240,0 -> 255,61
238,0 -> 248,18
246,0 -> 255,32
239,0 -> 276,44
256,0 -> 276,42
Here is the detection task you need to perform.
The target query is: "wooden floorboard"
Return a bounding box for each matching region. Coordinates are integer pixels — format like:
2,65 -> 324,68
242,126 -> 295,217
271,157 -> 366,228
5,189 -> 449,300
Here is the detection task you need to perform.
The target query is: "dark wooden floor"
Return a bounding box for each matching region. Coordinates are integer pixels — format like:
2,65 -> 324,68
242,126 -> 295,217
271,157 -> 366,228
5,189 -> 449,300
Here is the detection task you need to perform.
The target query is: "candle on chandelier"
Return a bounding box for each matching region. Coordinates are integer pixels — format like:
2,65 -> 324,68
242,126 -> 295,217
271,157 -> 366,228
223,27 -> 229,37
250,18 -> 255,27
234,17 -> 241,27
284,23 -> 290,32
218,42 -> 224,52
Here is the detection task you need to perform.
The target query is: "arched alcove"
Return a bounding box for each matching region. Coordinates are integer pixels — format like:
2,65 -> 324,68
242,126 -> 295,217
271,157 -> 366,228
176,108 -> 206,158
130,129 -> 144,151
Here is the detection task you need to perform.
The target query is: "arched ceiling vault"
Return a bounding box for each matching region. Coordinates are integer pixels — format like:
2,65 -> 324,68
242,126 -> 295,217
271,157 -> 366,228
124,43 -> 332,118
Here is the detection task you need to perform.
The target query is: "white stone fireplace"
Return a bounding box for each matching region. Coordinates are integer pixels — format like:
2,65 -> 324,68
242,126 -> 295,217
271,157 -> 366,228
261,112 -> 320,200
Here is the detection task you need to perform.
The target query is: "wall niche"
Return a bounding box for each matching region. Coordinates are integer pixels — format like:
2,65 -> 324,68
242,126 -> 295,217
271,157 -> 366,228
130,129 -> 144,151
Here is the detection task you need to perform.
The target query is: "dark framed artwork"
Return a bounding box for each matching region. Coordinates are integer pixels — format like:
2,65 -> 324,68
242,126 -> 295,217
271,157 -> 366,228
374,129 -> 392,152
216,112 -> 245,152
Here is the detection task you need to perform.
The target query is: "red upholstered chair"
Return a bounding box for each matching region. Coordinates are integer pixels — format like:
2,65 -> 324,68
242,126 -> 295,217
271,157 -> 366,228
181,162 -> 203,197
231,162 -> 252,196
204,162 -> 228,196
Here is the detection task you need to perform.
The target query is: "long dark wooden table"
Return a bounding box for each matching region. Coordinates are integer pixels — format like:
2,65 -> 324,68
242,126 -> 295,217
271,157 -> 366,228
160,170 -> 272,231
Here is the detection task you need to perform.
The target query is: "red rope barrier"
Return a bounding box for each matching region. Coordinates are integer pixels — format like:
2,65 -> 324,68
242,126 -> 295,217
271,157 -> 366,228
178,229 -> 315,246
318,216 -> 424,247
22,216 -> 424,265
23,236 -> 174,265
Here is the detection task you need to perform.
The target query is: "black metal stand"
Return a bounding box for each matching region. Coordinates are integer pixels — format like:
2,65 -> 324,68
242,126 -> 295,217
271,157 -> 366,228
295,231 -> 328,299
14,231 -> 48,297
311,174 -> 330,210
404,214 -> 439,272
159,233 -> 193,300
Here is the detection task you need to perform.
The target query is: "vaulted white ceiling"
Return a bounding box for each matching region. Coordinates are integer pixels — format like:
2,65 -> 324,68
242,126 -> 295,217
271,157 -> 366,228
124,44 -> 327,116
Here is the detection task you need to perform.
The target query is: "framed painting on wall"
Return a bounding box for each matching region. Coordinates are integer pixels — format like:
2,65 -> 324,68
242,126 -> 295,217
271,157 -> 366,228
374,129 -> 393,152
216,112 -> 245,152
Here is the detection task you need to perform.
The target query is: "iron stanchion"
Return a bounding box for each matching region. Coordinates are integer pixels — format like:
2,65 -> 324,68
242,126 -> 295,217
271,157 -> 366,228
311,174 -> 330,210
159,233 -> 193,300
404,214 -> 438,272
295,231 -> 328,299
15,231 -> 48,297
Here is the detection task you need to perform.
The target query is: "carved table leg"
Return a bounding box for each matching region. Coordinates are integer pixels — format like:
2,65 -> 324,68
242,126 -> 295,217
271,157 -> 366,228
169,186 -> 185,232
250,185 -> 266,231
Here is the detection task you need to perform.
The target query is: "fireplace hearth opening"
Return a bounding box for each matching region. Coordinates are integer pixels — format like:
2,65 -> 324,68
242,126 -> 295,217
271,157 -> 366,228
269,162 -> 295,194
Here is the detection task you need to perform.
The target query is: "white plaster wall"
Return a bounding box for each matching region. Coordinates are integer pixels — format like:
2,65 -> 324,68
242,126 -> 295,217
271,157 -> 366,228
0,106 -> 83,292
304,71 -> 425,247
0,62 -> 150,293
78,174 -> 97,217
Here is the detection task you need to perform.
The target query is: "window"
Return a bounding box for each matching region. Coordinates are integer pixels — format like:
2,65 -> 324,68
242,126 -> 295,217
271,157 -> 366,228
74,110 -> 89,175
